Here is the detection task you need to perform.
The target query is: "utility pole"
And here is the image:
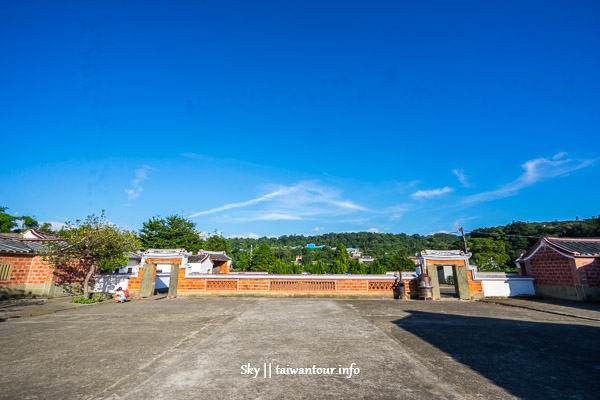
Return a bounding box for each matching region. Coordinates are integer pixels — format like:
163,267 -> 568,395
250,244 -> 253,266
459,227 -> 469,254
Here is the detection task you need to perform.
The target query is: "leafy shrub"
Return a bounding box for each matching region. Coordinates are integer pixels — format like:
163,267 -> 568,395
72,293 -> 103,304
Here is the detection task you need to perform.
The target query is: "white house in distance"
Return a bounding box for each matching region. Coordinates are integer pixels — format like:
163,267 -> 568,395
105,248 -> 232,293
117,248 -> 232,276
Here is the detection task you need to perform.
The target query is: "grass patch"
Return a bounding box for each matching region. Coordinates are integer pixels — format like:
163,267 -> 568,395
72,293 -> 103,304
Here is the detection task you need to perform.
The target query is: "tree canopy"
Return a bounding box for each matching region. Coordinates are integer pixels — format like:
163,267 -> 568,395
205,234 -> 231,254
0,206 -> 53,233
251,243 -> 275,272
139,215 -> 204,253
44,213 -> 140,299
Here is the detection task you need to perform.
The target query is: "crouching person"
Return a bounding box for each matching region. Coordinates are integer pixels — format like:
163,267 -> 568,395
114,287 -> 127,303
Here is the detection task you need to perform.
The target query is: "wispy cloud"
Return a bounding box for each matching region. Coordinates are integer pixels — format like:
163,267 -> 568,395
464,153 -> 596,204
411,186 -> 454,200
188,181 -> 368,221
312,226 -> 325,232
367,228 -> 379,233
451,169 -> 470,188
385,204 -> 411,221
124,165 -> 153,201
188,187 -> 290,217
251,213 -> 304,221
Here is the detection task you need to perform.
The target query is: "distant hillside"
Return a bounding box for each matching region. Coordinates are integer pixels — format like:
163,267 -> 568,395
226,215 -> 600,268
469,216 -> 600,262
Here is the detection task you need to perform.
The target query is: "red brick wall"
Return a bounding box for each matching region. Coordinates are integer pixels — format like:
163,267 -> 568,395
337,279 -> 368,293
238,279 -> 269,291
0,253 -> 35,285
524,245 -> 576,287
574,257 -> 600,288
128,269 -> 142,290
146,258 -> 182,264
178,268 -> 206,292
467,270 -> 483,295
26,256 -> 53,284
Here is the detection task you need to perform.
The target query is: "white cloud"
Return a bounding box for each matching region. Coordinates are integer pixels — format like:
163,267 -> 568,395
251,213 -> 304,221
312,226 -> 325,232
464,153 -> 596,204
188,181 -> 368,221
411,186 -> 454,199
367,228 -> 379,233
451,169 -> 470,188
124,165 -> 153,201
228,232 -> 261,239
428,230 -> 450,235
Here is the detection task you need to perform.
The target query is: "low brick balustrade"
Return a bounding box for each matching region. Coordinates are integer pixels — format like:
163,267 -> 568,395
124,266 -> 419,297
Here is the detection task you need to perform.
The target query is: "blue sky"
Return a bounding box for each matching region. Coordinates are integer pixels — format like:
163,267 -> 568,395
1,0 -> 599,238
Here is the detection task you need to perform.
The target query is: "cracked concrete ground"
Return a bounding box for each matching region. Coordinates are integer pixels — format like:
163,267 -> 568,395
0,297 -> 598,399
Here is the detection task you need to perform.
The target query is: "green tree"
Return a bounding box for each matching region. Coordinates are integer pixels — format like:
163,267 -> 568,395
331,259 -> 348,274
251,243 -> 275,272
0,206 -> 44,233
369,259 -> 386,275
39,222 -> 54,233
349,259 -> 367,274
292,262 -> 302,274
467,238 -> 510,271
391,255 -> 416,271
205,234 -> 231,254
272,259 -> 286,274
312,260 -> 327,274
44,213 -> 140,299
235,255 -> 250,270
139,215 -> 204,253
0,207 -> 20,232
334,243 -> 349,265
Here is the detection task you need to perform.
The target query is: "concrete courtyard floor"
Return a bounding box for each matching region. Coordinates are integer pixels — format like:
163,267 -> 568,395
1,297 -> 599,400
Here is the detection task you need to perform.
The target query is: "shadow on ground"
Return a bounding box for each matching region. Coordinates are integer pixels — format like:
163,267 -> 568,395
393,311 -> 600,400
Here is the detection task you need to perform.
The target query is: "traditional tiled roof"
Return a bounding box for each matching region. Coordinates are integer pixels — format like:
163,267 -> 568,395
143,248 -> 187,256
125,251 -> 142,259
0,238 -> 52,254
25,229 -> 58,239
545,237 -> 600,257
188,254 -> 210,263
516,237 -> 600,261
208,253 -> 231,261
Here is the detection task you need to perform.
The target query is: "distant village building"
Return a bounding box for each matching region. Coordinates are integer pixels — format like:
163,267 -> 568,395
515,237 -> 600,301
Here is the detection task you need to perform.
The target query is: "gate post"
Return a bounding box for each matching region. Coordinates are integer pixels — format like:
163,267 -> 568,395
455,265 -> 471,300
429,266 -> 441,300
168,263 -> 179,298
139,263 -> 156,298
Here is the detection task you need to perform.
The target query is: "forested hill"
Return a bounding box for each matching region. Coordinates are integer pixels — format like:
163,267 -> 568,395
227,216 -> 600,267
228,231 -> 459,259
469,216 -> 600,262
